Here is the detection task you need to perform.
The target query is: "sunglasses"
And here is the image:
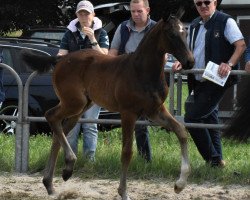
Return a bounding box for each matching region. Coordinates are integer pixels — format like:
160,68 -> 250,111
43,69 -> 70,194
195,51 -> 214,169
195,1 -> 212,7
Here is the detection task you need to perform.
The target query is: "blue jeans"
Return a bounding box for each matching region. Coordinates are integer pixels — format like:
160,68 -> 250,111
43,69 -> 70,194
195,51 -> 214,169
135,116 -> 152,162
67,104 -> 100,161
184,81 -> 226,165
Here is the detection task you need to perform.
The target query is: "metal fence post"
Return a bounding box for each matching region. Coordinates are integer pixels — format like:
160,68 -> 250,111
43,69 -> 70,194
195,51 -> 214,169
0,63 -> 23,172
21,71 -> 37,172
169,70 -> 175,115
176,74 -> 183,115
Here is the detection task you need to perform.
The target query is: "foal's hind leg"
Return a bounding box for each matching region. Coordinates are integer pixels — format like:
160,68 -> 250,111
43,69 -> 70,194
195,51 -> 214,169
43,133 -> 61,195
42,105 -> 77,194
118,112 -> 137,200
62,101 -> 94,137
43,101 -> 85,195
150,105 -> 190,193
62,113 -> 84,138
61,113 -> 85,180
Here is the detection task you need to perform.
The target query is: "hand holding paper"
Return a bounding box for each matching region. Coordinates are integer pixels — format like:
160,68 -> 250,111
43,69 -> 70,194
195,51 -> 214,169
202,61 -> 230,87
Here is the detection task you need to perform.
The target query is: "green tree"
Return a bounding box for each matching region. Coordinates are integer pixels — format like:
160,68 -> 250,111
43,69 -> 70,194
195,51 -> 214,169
0,0 -> 65,35
0,0 -> 222,35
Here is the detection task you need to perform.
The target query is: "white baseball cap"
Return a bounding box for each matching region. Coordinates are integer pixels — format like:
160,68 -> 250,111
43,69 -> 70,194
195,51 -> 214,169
76,1 -> 94,13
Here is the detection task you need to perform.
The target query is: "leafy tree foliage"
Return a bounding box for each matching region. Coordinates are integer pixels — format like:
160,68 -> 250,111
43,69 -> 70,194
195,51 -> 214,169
0,0 -> 66,35
0,0 -> 222,36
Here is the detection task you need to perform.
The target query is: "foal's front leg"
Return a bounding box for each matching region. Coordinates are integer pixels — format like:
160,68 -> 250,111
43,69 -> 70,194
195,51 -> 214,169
118,113 -> 137,200
150,105 -> 190,193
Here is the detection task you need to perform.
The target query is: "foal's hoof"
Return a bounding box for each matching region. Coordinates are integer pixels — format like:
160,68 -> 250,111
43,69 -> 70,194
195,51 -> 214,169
118,187 -> 131,200
121,195 -> 131,200
62,169 -> 73,181
174,184 -> 183,194
43,178 -> 55,195
174,180 -> 186,194
62,157 -> 76,181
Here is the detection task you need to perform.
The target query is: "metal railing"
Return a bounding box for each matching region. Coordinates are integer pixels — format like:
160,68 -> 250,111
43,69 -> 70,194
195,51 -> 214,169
0,63 -> 23,172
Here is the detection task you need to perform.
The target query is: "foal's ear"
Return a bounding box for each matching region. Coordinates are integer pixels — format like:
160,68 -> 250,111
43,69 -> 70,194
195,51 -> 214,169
175,7 -> 185,19
162,10 -> 171,22
162,7 -> 184,22
162,0 -> 184,21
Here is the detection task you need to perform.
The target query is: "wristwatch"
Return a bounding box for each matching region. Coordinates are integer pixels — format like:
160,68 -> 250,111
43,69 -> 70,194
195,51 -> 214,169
227,61 -> 233,68
91,42 -> 98,46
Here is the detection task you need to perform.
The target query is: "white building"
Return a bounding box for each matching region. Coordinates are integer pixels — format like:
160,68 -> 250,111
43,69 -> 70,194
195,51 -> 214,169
221,0 -> 250,7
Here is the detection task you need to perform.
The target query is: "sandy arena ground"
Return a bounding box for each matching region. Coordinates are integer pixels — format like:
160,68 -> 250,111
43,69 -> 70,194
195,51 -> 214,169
0,172 -> 249,200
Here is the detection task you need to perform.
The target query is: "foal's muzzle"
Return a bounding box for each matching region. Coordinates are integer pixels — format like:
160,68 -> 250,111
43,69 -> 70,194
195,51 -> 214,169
182,59 -> 194,70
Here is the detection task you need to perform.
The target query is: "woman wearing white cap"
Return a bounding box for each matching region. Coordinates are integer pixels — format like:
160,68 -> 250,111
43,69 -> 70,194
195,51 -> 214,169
58,0 -> 109,161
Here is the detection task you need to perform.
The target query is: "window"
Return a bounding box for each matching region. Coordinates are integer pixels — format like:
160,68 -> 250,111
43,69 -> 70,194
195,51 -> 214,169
1,48 -> 13,67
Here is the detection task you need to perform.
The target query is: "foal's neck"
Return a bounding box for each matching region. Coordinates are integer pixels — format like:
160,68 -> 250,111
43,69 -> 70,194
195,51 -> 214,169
134,22 -> 166,75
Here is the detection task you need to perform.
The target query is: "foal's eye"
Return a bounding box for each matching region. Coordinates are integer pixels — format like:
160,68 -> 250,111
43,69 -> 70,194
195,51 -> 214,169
168,31 -> 177,38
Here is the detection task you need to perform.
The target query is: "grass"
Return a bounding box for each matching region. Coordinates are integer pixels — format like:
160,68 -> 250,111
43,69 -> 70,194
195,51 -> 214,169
165,81 -> 189,114
4,30 -> 22,37
0,128 -> 249,186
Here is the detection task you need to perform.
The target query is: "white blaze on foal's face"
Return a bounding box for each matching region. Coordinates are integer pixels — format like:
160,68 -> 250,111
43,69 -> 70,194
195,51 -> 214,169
179,23 -> 184,33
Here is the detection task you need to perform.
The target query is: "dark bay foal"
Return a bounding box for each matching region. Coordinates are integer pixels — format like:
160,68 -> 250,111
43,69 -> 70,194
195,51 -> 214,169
21,8 -> 194,200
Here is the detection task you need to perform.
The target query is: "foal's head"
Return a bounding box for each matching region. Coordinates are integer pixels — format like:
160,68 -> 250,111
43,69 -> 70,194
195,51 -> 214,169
161,8 -> 194,69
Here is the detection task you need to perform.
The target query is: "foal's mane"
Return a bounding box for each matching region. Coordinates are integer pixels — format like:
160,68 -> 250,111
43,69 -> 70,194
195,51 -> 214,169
135,20 -> 163,54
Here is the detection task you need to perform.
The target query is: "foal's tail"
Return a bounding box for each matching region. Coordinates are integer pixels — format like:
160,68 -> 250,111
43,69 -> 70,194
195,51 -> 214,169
223,77 -> 250,142
21,49 -> 60,73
